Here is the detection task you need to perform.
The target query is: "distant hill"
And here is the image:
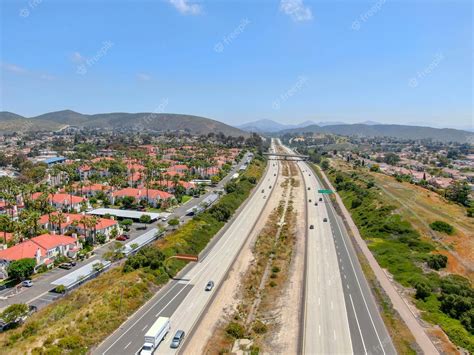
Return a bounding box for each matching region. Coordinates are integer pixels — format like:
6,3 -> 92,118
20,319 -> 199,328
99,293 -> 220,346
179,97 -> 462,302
279,123 -> 474,144
238,119 -> 345,133
0,110 -> 248,137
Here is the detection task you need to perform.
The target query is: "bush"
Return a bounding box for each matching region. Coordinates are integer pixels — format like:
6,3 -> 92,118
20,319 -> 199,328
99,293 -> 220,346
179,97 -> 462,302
415,281 -> 431,300
226,322 -> 245,338
0,304 -> 29,323
430,221 -> 454,235
54,285 -> 66,294
351,198 -> 362,209
427,254 -> 448,270
252,320 -> 267,334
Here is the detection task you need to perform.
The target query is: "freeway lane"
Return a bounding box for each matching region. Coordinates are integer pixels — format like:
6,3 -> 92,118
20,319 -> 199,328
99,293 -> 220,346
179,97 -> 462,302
297,156 -> 396,355
95,147 -> 279,355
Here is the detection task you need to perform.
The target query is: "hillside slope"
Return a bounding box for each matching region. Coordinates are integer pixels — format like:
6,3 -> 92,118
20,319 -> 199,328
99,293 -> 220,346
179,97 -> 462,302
0,110 -> 248,136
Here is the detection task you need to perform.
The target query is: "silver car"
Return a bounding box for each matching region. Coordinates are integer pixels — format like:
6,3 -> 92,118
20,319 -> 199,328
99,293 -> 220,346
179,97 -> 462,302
170,330 -> 185,349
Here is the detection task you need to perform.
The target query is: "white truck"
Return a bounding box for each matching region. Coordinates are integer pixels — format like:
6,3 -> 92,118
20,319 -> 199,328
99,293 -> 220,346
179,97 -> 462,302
140,317 -> 170,355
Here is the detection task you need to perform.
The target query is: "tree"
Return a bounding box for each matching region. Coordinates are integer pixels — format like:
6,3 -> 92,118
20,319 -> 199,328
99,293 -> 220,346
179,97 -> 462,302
445,181 -> 470,206
139,214 -> 151,224
320,160 -> 330,170
7,258 -> 36,281
211,175 -> 220,186
383,153 -> 400,166
370,164 -> 380,172
0,303 -> 29,323
168,218 -> 180,227
429,221 -> 454,235
120,219 -> 133,231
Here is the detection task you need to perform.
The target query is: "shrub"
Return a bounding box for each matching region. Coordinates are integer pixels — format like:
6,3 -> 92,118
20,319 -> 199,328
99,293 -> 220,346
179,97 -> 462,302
226,322 -> 245,338
54,285 -> 66,294
427,254 -> 448,270
252,320 -> 267,334
351,198 -> 362,209
0,304 -> 29,323
430,221 -> 454,235
415,281 -> 431,300
271,266 -> 280,273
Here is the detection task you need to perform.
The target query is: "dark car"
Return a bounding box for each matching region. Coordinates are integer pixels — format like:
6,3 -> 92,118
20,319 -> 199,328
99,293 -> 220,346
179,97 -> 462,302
136,226 -> 147,231
319,197 -> 323,201
116,235 -> 127,241
309,199 -> 312,203
205,281 -> 215,291
315,202 -> 318,206
323,218 -> 328,222
170,330 -> 185,349
308,187 -> 311,190
309,225 -> 314,230
59,263 -> 73,270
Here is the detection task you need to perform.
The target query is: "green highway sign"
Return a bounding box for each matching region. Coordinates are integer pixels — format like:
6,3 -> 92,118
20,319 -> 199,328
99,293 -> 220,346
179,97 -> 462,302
318,189 -> 333,194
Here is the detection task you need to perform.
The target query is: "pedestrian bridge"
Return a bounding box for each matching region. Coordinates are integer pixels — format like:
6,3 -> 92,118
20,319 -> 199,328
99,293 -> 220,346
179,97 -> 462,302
263,152 -> 309,161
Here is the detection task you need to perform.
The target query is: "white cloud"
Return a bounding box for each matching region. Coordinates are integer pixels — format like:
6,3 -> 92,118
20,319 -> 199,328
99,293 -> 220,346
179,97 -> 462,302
280,0 -> 313,22
137,73 -> 152,81
1,62 -> 27,74
71,51 -> 85,63
168,0 -> 202,15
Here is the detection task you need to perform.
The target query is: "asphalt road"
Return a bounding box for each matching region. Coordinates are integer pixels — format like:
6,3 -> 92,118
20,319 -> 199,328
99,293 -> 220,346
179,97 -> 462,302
293,152 -> 396,354
94,148 -> 279,355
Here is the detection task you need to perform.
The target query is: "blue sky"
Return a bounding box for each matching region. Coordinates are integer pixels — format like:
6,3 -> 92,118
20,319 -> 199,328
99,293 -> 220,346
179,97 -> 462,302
0,0 -> 472,129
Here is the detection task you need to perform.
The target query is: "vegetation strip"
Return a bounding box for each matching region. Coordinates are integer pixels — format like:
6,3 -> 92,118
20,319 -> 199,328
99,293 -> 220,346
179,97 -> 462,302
0,156 -> 266,354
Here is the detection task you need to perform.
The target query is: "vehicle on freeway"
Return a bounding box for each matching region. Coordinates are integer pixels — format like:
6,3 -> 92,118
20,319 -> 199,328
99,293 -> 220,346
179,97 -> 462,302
315,202 -> 318,206
170,330 -> 185,349
205,281 -> 215,291
309,225 -> 314,229
274,173 -> 276,176
22,280 -> 33,287
59,263 -> 73,270
261,189 -> 265,193
263,196 -> 267,199
308,187 -> 311,190
309,199 -> 312,203
140,316 -> 170,355
269,185 -> 272,189
319,197 -> 323,201
323,218 -> 328,222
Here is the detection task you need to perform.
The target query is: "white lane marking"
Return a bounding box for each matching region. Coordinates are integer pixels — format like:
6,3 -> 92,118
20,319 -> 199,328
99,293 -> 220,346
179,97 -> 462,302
319,325 -> 321,336
334,329 -> 337,340
142,324 -> 148,332
124,342 -> 132,349
350,294 -> 368,354
328,196 -> 386,355
347,284 -> 350,289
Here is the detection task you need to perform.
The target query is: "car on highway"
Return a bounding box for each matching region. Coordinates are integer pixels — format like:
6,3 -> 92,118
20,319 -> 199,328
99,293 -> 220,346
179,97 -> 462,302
319,197 -> 323,201
261,189 -> 265,193
170,330 -> 185,349
309,199 -> 312,203
205,281 -> 215,291
263,196 -> 267,199
22,280 -> 33,287
323,218 -> 328,222
309,225 -> 314,229
308,187 -> 311,190
315,202 -> 318,206
269,185 -> 272,189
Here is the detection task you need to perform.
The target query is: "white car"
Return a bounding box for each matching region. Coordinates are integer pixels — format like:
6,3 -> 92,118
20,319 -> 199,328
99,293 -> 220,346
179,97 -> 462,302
22,280 -> 33,287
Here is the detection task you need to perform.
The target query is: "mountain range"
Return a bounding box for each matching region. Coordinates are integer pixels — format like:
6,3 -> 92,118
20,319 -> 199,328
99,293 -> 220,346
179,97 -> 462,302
237,119 -> 346,133
278,123 -> 473,144
0,110 -> 247,137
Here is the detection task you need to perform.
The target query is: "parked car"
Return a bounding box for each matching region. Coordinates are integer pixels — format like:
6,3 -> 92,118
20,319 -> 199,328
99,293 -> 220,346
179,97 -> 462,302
116,235 -> 127,241
136,226 -> 147,231
205,281 -> 215,291
59,263 -> 73,270
21,280 -> 33,287
170,330 -> 185,349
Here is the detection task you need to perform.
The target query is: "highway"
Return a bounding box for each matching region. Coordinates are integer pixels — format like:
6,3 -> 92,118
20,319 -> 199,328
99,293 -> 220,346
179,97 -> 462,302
95,146 -> 280,355
288,143 -> 396,354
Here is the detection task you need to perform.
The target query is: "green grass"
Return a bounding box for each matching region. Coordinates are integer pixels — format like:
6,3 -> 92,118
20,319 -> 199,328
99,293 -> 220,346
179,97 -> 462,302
181,195 -> 193,204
